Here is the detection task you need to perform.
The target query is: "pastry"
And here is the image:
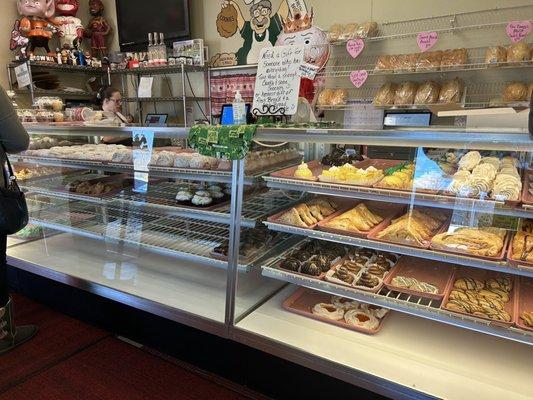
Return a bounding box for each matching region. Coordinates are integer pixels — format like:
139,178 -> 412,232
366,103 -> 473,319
521,311 -> 533,327
280,258 -> 301,272
485,277 -> 513,292
502,82 -> 528,102
391,276 -> 418,289
191,190 -> 213,206
394,81 -> 418,106
175,188 -> 193,202
331,296 -> 361,310
301,262 -> 322,277
319,164 -> 384,186
344,309 -> 379,330
330,89 -> 348,106
432,227 -> 505,257
333,267 -> 356,284
294,163 -> 315,180
485,46 -> 507,66
324,203 -> 383,233
512,231 -> 533,263
357,272 -> 380,288
317,89 -> 334,107
339,23 -> 359,40
507,42 -> 530,64
276,198 -> 338,228
438,78 -> 464,103
376,163 -> 414,190
174,153 -> 193,168
328,23 -> 344,42
373,83 -> 398,106
312,303 -> 345,321
356,21 -> 379,38
391,276 -> 438,294
376,208 -> 448,246
458,151 -> 481,171
528,82 -> 533,100
414,81 -> 441,105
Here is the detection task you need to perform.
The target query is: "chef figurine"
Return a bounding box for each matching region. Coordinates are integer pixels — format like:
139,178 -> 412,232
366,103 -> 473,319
85,0 -> 111,59
17,0 -> 58,56
54,0 -> 84,50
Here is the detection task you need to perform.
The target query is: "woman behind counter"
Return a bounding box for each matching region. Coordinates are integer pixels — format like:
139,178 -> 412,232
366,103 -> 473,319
95,86 -> 133,145
0,87 -> 37,354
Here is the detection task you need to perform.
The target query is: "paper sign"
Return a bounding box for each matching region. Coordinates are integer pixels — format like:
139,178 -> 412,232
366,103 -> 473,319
298,62 -> 319,80
346,39 -> 365,59
349,70 -> 368,88
132,130 -> 154,194
252,45 -> 305,116
137,76 -> 153,98
417,31 -> 438,52
506,20 -> 532,43
14,63 -> 30,88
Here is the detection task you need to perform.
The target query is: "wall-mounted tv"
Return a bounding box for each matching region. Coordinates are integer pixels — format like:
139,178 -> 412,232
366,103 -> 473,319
116,0 -> 190,52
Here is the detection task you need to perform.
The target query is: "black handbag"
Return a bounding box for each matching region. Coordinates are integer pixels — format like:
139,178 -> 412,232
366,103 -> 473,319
0,145 -> 28,234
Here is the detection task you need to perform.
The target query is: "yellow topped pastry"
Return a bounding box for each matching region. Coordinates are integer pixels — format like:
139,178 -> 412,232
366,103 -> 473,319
294,163 -> 314,180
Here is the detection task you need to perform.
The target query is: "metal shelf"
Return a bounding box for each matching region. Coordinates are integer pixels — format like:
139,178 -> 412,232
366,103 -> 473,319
264,176 -> 533,219
122,96 -> 210,103
261,261 -> 533,346
254,127 -> 533,151
14,88 -> 93,99
8,62 -> 106,75
23,124 -> 190,139
111,65 -> 208,75
263,221 -> 533,278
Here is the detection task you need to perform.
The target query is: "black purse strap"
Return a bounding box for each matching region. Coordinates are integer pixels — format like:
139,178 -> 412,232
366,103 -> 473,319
0,144 -> 17,190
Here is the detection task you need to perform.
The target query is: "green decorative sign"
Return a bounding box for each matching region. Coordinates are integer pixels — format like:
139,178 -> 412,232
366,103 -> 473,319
188,125 -> 257,161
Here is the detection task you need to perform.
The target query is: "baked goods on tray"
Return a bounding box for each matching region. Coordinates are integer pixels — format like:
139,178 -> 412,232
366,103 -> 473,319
213,226 -> 280,260
511,222 -> 533,264
375,207 -> 448,246
293,163 -> 315,180
279,240 -> 347,277
321,148 -> 364,167
444,275 -> 513,322
431,227 -> 506,257
319,164 -> 384,186
275,198 -> 339,228
375,163 -> 414,190
521,311 -> 533,327
322,203 -> 384,233
391,276 -> 438,294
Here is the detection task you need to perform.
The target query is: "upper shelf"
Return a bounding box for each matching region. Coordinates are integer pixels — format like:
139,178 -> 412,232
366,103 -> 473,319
8,61 -> 106,75
23,124 -> 190,139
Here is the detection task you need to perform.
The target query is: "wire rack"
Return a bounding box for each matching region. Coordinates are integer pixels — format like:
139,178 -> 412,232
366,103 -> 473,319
8,62 -> 106,75
122,96 -> 210,103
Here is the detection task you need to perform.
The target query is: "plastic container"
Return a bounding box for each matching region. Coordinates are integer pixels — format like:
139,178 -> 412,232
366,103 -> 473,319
232,90 -> 246,125
383,257 -> 455,300
282,288 -> 389,335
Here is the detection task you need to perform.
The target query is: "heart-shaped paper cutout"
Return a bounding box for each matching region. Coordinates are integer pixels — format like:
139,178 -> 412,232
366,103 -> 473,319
350,70 -> 368,88
506,20 -> 532,43
346,39 -> 365,59
417,31 -> 438,52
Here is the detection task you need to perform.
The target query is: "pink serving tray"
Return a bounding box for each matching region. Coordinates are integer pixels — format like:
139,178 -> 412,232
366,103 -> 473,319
282,288 -> 388,335
383,257 -> 455,300
507,232 -> 533,270
521,169 -> 533,206
317,201 -> 403,239
368,208 -> 450,250
430,229 -> 511,262
514,277 -> 533,332
269,159 -> 323,182
441,268 -> 517,327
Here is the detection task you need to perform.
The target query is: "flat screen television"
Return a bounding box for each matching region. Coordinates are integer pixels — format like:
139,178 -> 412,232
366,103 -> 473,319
116,0 -> 190,52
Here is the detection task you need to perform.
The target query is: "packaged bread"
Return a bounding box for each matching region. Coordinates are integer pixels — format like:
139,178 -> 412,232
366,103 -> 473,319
330,89 -> 348,106
374,55 -> 393,72
328,24 -> 344,42
416,50 -> 442,71
414,81 -> 441,105
438,78 -> 464,104
317,89 -> 334,106
528,82 -> 533,100
340,23 -> 359,40
373,83 -> 398,106
356,21 -> 379,38
395,54 -> 418,72
507,42 -> 530,64
394,81 -> 419,106
502,82 -> 528,102
441,48 -> 467,68
485,46 -> 507,66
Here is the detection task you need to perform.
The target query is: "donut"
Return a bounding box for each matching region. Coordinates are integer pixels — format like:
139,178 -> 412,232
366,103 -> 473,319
312,303 -> 345,321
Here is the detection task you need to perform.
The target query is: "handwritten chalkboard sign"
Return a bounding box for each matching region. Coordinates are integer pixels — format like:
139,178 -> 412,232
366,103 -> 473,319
252,45 -> 304,116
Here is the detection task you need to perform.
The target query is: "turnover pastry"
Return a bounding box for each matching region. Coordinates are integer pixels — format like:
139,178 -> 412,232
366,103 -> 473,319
277,198 -> 338,228
324,203 -> 384,232
521,311 -> 533,327
312,303 -> 345,321
512,231 -> 533,263
431,227 -> 505,257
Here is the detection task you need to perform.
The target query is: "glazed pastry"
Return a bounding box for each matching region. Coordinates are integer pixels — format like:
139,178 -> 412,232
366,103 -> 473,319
485,278 -> 513,292
512,231 -> 533,263
335,267 -> 356,284
521,311 -> 533,327
432,227 -> 505,257
454,277 -> 484,291
280,258 -> 301,272
341,260 -> 363,275
312,303 -> 345,321
410,281 -> 438,294
344,309 -> 379,330
367,264 -> 387,278
391,276 -> 418,288
357,272 -> 379,288
294,163 -> 315,180
301,262 -> 322,277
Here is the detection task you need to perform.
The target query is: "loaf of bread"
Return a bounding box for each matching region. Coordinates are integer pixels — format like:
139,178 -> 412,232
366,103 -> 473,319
416,50 -> 442,71
373,83 -> 398,106
414,81 -> 441,104
438,78 -> 464,104
502,82 -> 528,102
485,46 -> 507,66
507,42 -> 530,63
441,48 -> 468,68
394,81 -> 419,106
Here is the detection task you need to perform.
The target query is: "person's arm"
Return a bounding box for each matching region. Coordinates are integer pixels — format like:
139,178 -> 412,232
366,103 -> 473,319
0,88 -> 29,154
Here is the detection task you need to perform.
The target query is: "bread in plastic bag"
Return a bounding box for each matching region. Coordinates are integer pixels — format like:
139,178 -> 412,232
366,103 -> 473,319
502,82 -> 528,102
441,48 -> 468,68
507,42 -> 530,64
416,50 -> 443,71
373,83 -> 398,106
485,46 -> 507,66
414,81 -> 441,104
394,81 -> 419,105
438,78 -> 464,104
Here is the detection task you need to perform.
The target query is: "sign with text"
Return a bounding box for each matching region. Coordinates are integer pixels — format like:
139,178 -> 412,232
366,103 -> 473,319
506,20 -> 532,43
298,62 -> 319,80
252,45 -> 304,116
14,63 -> 30,89
417,31 -> 438,52
346,39 -> 365,59
132,130 -> 154,194
349,70 -> 368,88
138,76 -> 154,98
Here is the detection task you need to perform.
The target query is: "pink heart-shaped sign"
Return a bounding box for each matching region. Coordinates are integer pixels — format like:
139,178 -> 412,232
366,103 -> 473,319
350,70 -> 368,88
506,20 -> 532,43
417,31 -> 438,52
346,39 -> 365,59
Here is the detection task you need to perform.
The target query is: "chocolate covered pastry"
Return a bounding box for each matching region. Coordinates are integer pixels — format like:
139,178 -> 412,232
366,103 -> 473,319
358,272 -> 379,288
280,258 -> 301,272
301,262 -> 322,277
334,267 -> 356,284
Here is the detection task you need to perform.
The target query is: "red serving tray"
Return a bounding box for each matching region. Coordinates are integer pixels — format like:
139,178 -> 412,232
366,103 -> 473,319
507,232 -> 533,270
441,268 -> 517,327
514,277 -> 533,332
383,257 -> 455,300
430,228 -> 511,262
282,287 -> 388,335
317,201 -> 403,239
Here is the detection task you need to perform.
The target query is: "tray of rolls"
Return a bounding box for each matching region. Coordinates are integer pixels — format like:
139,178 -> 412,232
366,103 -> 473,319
283,288 -> 390,335
507,220 -> 533,270
442,268 -> 516,327
515,277 -> 533,332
